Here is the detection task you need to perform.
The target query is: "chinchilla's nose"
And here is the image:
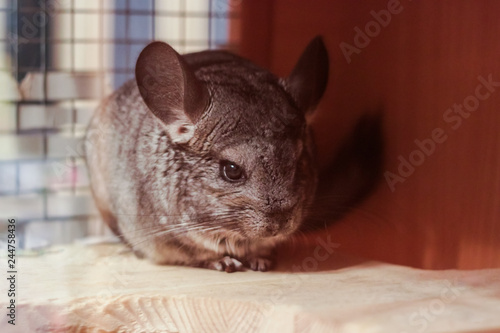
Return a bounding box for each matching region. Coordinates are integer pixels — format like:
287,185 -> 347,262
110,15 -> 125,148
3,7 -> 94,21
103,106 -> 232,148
264,195 -> 297,211
267,211 -> 292,225
262,210 -> 294,237
266,209 -> 293,227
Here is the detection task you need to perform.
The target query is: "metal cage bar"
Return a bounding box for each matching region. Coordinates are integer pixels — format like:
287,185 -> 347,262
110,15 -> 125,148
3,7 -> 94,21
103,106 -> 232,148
0,0 -> 241,248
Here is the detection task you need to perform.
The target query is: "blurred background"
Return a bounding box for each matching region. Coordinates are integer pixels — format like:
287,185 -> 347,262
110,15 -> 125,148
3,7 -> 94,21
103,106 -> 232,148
1,0 -> 499,270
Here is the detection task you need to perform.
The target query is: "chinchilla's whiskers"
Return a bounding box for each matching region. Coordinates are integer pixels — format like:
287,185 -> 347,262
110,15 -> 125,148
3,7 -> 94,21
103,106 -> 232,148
110,207 -> 252,251
120,211 -> 244,242
115,220 -> 214,240
173,227 -> 230,254
191,210 -> 253,228
215,190 -> 243,198
125,218 -> 232,237
111,204 -> 255,229
198,214 -> 241,225
113,211 -> 238,219
129,225 -> 207,241
156,225 -> 222,238
127,225 -> 224,249
113,211 -> 241,225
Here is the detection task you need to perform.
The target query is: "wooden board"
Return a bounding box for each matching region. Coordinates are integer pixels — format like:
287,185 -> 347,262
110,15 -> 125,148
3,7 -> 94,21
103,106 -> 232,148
1,241 -> 500,332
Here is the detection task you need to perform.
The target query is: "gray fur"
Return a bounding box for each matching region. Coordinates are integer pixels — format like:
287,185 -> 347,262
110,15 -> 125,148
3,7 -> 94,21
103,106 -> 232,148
85,37 -> 328,272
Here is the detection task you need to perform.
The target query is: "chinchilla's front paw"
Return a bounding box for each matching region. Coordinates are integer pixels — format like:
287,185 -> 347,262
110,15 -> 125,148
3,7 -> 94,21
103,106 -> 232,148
205,256 -> 245,273
204,255 -> 275,272
246,256 -> 275,272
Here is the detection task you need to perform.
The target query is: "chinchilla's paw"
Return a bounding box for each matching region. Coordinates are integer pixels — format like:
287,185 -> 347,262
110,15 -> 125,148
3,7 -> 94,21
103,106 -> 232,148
204,256 -> 275,272
206,256 -> 245,273
246,256 -> 275,272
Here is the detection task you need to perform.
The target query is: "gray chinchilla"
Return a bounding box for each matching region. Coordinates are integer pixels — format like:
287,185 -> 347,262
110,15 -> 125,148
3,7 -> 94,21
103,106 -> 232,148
85,36 -> 382,272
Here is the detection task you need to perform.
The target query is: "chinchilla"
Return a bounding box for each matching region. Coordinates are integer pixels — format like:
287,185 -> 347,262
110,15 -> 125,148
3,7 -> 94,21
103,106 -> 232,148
85,36 -> 383,272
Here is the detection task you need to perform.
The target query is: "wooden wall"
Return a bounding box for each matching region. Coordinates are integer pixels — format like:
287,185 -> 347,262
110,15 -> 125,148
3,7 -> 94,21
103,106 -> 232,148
240,0 -> 500,269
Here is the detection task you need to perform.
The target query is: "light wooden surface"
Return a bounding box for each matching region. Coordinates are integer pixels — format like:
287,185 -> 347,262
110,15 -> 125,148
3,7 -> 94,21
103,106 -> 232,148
241,0 -> 500,269
1,241 -> 500,332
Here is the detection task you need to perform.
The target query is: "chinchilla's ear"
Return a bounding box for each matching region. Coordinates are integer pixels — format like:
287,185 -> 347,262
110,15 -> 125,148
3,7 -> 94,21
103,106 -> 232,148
135,41 -> 209,143
285,36 -> 329,114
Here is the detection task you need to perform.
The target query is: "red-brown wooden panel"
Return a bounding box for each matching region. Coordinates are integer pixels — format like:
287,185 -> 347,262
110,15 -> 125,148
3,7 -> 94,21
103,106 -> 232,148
240,0 -> 500,269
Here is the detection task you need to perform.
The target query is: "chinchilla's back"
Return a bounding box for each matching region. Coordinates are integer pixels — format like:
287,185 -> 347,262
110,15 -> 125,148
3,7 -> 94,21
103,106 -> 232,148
85,79 -> 150,237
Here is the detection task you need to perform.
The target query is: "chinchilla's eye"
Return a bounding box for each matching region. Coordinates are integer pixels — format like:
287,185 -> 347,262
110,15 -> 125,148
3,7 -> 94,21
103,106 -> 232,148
220,160 -> 245,182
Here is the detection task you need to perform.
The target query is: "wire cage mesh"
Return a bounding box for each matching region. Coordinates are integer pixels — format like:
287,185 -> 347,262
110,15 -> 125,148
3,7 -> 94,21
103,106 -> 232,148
0,0 -> 241,249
